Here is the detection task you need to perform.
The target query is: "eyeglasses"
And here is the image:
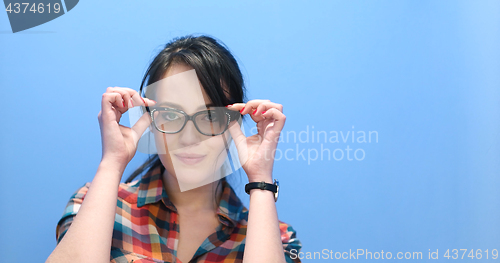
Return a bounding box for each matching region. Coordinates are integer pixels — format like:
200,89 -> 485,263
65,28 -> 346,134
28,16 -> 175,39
148,106 -> 241,136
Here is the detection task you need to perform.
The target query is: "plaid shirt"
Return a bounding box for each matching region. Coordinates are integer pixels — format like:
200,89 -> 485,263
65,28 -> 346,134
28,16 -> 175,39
55,166 -> 302,263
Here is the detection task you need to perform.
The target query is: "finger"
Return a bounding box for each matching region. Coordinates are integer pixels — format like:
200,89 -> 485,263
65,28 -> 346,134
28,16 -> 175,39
106,87 -> 139,98
225,99 -> 270,114
254,101 -> 283,114
105,87 -> 133,109
226,103 -> 245,112
123,91 -> 132,109
256,118 -> 265,135
240,99 -> 271,115
131,93 -> 156,107
249,101 -> 284,123
107,87 -> 156,107
101,92 -> 128,117
106,87 -> 142,109
99,93 -> 121,125
131,111 -> 153,140
141,96 -> 156,107
261,108 -> 286,132
242,99 -> 271,111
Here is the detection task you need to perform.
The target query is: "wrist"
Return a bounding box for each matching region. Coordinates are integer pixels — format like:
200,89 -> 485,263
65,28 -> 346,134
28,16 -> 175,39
99,158 -> 127,175
245,179 -> 279,202
247,174 -> 273,184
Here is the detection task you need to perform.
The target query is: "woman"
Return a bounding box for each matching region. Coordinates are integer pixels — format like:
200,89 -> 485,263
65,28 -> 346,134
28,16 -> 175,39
47,35 -> 302,263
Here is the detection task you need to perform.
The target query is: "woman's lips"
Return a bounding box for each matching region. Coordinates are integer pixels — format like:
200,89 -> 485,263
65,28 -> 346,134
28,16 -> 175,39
174,153 -> 206,165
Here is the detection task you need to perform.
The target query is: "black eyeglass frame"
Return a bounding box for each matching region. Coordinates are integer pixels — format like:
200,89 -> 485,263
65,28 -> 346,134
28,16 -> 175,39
147,106 -> 241,136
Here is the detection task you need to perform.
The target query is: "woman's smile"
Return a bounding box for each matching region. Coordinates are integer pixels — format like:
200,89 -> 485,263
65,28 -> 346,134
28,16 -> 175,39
174,153 -> 207,165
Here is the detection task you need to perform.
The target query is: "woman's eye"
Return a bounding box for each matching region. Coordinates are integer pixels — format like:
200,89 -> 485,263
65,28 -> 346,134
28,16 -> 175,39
162,112 -> 179,121
203,112 -> 219,122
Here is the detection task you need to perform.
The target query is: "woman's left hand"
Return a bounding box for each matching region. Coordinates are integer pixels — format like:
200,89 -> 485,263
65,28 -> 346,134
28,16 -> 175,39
226,99 -> 285,183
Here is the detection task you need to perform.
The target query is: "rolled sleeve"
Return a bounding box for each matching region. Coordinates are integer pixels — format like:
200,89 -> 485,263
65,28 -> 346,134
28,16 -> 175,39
279,220 -> 302,263
55,182 -> 91,244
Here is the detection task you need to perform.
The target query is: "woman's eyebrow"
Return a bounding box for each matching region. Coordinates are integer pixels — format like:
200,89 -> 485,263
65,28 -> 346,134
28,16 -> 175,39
156,101 -> 216,110
156,101 -> 180,108
201,103 -> 216,110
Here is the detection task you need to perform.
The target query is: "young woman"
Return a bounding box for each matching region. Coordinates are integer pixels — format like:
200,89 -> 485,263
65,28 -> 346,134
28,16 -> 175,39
46,35 -> 302,263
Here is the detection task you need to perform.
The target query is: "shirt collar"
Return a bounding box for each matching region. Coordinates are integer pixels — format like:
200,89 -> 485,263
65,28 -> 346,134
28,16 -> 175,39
136,166 -> 245,227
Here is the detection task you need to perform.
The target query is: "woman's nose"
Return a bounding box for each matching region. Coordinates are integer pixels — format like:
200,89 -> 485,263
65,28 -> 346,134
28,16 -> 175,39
178,119 -> 202,146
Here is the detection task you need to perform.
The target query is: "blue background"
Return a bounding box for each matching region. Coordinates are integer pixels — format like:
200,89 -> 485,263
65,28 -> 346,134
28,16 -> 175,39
1,0 -> 499,262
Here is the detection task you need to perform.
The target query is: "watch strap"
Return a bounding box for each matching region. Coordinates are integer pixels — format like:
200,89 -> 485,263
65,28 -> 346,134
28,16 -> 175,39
245,181 -> 278,194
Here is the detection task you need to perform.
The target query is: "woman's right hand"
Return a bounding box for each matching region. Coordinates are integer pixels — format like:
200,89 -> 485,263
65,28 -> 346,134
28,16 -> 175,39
97,87 -> 156,169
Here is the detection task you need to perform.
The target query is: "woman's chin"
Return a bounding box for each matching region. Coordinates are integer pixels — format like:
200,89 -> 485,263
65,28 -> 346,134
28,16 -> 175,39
172,162 -> 222,191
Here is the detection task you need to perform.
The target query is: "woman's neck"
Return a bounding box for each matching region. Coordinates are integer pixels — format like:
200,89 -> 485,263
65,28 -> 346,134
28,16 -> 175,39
162,170 -> 223,214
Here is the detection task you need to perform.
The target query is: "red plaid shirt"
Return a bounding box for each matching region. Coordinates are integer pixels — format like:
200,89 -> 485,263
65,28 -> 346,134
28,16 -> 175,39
56,166 -> 302,262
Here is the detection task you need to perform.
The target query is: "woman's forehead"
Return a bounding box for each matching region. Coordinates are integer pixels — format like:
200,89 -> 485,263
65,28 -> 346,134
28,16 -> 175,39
153,69 -> 213,112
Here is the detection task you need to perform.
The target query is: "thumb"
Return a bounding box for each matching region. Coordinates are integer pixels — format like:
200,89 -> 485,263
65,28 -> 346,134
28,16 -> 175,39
131,111 -> 153,142
227,119 -> 250,165
227,119 -> 246,150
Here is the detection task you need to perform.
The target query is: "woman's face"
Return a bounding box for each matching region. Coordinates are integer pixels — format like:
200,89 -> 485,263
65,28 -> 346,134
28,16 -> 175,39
151,63 -> 231,191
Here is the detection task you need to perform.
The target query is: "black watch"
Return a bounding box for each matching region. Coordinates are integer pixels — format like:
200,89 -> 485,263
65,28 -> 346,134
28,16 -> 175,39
245,179 -> 279,202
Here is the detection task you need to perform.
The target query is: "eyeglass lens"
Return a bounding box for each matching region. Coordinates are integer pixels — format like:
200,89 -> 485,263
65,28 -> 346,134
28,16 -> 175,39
152,109 -> 228,135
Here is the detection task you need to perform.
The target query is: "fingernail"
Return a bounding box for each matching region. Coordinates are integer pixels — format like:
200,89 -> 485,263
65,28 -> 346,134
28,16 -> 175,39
141,97 -> 145,104
130,99 -> 134,107
151,100 -> 157,103
240,107 -> 245,113
262,111 -> 266,114
226,104 -> 233,108
123,101 -> 125,107
252,109 -> 257,115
